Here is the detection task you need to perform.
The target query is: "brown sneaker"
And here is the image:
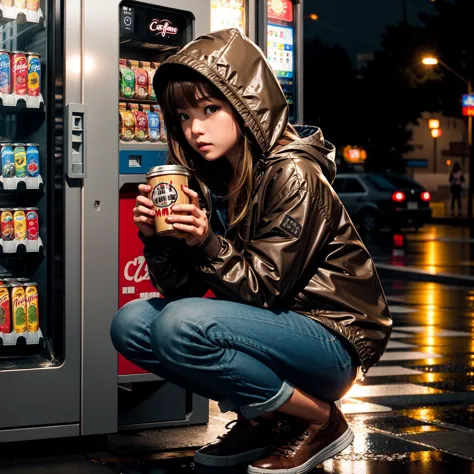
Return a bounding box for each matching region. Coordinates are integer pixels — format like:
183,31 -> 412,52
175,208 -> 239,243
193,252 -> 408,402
194,414 -> 277,467
248,403 -> 354,473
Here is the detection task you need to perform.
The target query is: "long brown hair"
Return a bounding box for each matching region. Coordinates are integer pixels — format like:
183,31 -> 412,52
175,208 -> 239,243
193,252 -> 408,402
158,66 -> 298,227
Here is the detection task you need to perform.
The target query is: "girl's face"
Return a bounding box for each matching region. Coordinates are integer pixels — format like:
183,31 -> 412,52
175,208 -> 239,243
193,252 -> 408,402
177,93 -> 242,164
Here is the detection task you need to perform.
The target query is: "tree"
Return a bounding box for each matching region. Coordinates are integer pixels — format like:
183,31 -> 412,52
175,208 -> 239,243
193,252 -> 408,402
303,37 -> 360,148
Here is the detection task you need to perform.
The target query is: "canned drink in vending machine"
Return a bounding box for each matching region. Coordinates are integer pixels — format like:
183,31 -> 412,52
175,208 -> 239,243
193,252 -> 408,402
27,53 -> 41,97
12,208 -> 26,240
27,0 -> 39,12
0,209 -> 14,241
0,284 -> 11,334
14,0 -> 27,8
0,50 -> 11,94
25,282 -> 38,332
1,144 -> 15,178
25,207 -> 38,240
26,143 -> 40,177
11,52 -> 28,96
13,144 -> 26,178
11,283 -> 26,333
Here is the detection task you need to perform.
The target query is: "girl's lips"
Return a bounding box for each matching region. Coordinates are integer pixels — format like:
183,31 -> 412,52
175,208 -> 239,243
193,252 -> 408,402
198,143 -> 212,150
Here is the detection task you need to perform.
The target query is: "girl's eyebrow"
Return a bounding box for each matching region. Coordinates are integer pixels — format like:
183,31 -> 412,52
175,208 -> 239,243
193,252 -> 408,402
196,96 -> 215,103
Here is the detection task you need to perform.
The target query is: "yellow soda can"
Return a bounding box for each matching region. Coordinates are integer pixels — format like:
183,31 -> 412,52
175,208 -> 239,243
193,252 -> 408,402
12,208 -> 26,240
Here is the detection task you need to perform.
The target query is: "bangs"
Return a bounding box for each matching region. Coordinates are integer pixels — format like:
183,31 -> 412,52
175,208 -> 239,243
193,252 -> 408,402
161,67 -> 225,122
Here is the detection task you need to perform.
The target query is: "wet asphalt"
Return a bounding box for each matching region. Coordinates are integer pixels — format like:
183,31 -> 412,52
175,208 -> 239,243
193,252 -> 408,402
1,223 -> 474,473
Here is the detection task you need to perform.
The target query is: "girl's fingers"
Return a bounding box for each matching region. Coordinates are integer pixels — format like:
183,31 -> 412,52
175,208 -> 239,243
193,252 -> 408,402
138,184 -> 151,197
172,204 -> 204,218
135,215 -> 155,226
172,223 -> 197,234
167,215 -> 198,225
136,194 -> 154,208
182,186 -> 201,208
135,205 -> 155,217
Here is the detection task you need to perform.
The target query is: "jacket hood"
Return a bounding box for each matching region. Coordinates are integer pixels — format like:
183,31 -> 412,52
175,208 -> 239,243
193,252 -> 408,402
283,126 -> 337,184
153,28 -> 289,155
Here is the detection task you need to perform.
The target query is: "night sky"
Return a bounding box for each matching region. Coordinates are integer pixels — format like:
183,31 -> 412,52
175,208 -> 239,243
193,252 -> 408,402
303,0 -> 438,60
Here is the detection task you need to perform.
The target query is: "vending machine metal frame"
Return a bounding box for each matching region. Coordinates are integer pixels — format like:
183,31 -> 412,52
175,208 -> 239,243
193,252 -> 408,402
0,0 -> 84,443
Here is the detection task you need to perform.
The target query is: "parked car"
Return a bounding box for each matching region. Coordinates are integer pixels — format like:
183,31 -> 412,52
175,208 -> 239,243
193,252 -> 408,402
332,173 -> 432,232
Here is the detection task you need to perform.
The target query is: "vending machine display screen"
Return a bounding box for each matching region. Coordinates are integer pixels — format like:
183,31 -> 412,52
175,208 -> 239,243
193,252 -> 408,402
211,0 -> 246,33
267,24 -> 293,75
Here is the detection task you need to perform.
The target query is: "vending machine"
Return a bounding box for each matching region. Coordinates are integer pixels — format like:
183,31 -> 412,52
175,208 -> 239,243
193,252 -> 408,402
0,0 -> 85,443
0,0 -> 304,443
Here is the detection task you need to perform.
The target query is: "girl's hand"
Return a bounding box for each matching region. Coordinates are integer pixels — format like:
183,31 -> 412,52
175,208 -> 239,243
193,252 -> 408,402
133,184 -> 156,238
167,186 -> 209,247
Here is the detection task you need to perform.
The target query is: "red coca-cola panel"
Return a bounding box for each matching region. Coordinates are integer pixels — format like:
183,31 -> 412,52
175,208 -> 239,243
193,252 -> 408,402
118,187 -> 215,375
118,188 -> 159,375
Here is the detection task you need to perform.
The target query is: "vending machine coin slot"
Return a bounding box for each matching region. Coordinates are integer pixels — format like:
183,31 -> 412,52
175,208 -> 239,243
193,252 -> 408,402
129,155 -> 142,168
66,103 -> 87,179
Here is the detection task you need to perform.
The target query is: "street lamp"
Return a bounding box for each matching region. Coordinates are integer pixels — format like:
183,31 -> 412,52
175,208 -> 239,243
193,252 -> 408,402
422,55 -> 473,219
429,119 -> 441,173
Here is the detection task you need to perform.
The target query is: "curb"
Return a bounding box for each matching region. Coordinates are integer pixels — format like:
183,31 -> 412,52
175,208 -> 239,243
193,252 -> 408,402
430,217 -> 470,227
376,263 -> 474,286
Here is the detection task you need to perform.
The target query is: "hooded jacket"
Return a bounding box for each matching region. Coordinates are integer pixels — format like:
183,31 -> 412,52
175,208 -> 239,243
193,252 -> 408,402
146,29 -> 392,372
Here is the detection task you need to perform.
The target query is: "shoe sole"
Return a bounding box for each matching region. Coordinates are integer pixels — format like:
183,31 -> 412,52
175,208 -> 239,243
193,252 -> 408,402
194,447 -> 267,467
247,426 -> 354,474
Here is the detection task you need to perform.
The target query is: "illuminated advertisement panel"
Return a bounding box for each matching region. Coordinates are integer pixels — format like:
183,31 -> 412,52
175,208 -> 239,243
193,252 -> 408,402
267,24 -> 293,75
267,0 -> 295,116
268,0 -> 293,22
211,0 -> 246,33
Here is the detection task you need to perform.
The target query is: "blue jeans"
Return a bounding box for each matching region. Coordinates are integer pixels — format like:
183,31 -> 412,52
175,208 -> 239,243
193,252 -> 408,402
110,297 -> 357,419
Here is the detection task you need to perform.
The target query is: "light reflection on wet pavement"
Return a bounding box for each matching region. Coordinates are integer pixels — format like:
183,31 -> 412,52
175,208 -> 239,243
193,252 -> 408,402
364,224 -> 474,277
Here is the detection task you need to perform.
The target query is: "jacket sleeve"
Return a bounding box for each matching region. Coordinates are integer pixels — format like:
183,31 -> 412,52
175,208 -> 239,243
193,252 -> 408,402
189,161 -> 335,308
142,234 -> 209,299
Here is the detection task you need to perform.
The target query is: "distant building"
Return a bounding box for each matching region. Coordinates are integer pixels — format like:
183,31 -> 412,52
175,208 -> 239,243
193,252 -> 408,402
356,53 -> 374,72
404,112 -> 468,174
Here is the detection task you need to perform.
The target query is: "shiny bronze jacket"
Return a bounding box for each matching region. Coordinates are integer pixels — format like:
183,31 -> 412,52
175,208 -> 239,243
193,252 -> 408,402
146,29 -> 392,372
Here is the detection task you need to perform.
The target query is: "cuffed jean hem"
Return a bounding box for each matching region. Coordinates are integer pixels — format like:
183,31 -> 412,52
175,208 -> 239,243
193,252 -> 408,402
232,380 -> 295,420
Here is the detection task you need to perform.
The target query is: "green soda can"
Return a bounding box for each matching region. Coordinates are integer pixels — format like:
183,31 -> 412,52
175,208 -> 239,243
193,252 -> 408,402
13,144 -> 26,178
120,68 -> 135,99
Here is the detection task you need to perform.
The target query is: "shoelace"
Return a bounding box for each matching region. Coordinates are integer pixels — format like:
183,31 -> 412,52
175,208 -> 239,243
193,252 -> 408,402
268,421 -> 310,457
216,419 -> 246,441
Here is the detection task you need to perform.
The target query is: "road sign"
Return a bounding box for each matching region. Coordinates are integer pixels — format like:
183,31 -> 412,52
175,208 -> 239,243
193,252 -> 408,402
462,94 -> 474,116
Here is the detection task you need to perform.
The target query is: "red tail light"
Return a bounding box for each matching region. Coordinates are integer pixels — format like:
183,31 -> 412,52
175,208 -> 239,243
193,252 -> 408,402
421,191 -> 431,202
392,191 -> 406,202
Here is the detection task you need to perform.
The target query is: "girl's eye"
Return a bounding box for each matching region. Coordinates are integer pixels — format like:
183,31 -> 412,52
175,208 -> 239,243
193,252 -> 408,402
204,105 -> 220,115
179,113 -> 189,122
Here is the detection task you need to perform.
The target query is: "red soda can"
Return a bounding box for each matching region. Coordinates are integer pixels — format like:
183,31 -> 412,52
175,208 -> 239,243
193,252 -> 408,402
0,209 -> 14,242
25,207 -> 39,241
11,52 -> 28,96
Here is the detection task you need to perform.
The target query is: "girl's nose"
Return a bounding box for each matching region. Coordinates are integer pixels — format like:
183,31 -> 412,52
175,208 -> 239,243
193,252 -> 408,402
191,119 -> 205,135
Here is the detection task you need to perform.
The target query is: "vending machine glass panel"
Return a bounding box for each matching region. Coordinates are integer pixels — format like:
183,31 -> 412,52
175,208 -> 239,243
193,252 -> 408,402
267,0 -> 296,120
0,0 -> 64,371
210,0 -> 246,34
118,1 -> 194,375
